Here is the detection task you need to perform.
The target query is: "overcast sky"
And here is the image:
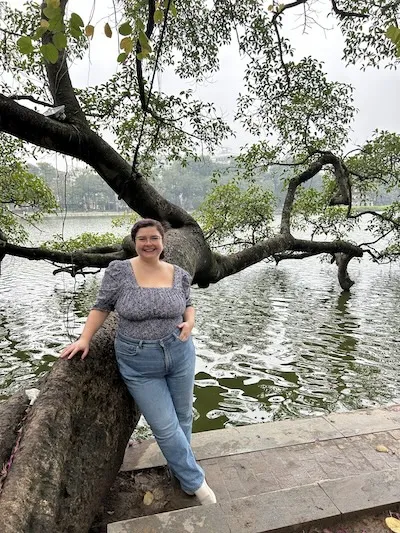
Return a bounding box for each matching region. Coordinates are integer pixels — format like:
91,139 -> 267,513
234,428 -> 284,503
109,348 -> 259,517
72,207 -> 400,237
7,0 -> 400,156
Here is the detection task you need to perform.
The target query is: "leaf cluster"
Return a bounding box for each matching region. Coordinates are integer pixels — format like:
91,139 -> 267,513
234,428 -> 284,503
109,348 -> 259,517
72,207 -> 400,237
40,231 -> 118,252
195,180 -> 275,249
0,135 -> 58,243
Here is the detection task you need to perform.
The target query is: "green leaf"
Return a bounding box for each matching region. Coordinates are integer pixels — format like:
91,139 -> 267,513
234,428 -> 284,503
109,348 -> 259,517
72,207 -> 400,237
32,26 -> 47,41
17,36 -> 34,55
136,18 -> 145,31
136,51 -> 147,60
117,52 -> 128,63
48,15 -> 64,32
43,6 -> 60,19
70,12 -> 84,28
386,24 -> 400,45
52,32 -> 67,50
120,37 -> 133,53
40,42 -> 59,64
170,1 -> 177,17
139,29 -> 152,52
119,22 -> 132,36
70,26 -> 82,39
154,9 -> 163,24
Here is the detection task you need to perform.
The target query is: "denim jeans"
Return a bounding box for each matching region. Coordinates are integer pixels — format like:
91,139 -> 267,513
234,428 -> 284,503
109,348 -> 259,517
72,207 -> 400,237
114,328 -> 204,493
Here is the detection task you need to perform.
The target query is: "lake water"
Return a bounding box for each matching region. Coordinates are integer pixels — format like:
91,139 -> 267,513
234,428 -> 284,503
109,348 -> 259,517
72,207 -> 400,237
0,214 -> 399,433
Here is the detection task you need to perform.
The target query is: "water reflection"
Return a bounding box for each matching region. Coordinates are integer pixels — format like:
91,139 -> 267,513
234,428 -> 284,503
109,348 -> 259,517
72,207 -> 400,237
0,216 -> 400,431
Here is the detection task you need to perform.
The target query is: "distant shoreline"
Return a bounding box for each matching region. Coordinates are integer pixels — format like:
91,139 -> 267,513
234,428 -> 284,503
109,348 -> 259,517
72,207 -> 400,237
43,205 -> 388,219
45,211 -> 129,218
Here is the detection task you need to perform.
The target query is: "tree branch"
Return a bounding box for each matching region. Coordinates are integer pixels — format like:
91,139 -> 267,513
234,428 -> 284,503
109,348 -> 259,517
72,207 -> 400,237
0,95 -> 84,152
291,238 -> 363,258
330,0 -> 369,19
207,231 -> 364,287
273,251 -> 319,262
9,95 -> 54,107
280,152 -> 352,235
280,155 -> 326,234
333,253 -> 355,291
41,0 -> 87,124
1,242 -> 126,268
272,0 -> 308,22
208,234 -> 293,283
349,210 -> 400,229
272,19 -> 290,87
0,95 -> 196,227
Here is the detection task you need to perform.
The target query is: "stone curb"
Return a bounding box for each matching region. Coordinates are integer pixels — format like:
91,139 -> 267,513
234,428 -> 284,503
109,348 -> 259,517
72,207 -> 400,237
122,405 -> 400,472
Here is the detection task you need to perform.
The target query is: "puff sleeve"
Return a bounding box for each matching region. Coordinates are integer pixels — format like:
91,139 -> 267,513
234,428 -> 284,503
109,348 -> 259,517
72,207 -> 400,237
92,260 -> 121,312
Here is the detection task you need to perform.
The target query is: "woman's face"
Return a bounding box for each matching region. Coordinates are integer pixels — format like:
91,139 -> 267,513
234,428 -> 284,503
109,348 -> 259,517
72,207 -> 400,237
135,226 -> 164,260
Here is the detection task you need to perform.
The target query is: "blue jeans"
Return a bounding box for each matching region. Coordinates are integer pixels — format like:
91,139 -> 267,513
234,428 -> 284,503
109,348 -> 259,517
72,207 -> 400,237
114,328 -> 204,493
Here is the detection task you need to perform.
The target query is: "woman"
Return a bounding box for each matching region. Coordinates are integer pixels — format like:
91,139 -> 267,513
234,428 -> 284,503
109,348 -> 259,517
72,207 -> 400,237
60,219 -> 216,505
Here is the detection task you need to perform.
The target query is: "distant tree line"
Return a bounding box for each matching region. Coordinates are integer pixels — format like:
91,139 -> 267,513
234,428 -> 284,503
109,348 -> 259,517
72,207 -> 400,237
28,162 -> 127,212
28,156 -> 397,216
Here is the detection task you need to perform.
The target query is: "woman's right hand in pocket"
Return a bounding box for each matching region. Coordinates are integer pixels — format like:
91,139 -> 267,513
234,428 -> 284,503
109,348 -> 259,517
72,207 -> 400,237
60,338 -> 90,360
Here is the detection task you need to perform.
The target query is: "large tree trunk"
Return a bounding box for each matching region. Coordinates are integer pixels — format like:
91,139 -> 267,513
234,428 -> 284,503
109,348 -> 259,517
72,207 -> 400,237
0,315 -> 140,533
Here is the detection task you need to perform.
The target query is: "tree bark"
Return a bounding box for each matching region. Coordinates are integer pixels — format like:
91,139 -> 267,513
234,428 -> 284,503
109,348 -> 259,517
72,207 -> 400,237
0,315 -> 140,533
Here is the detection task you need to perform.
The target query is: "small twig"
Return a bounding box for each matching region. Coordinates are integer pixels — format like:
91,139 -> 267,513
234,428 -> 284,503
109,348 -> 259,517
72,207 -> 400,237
10,95 -> 54,107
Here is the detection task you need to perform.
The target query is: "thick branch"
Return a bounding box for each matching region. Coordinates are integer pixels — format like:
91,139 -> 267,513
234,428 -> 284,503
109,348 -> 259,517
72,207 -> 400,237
291,238 -> 363,258
207,234 -> 294,283
328,154 -> 351,208
273,251 -> 319,262
42,0 -> 87,123
280,152 -> 352,235
334,252 -> 355,291
287,238 -> 363,291
2,241 -> 126,268
0,96 -> 195,227
280,156 -> 325,234
0,95 -> 84,152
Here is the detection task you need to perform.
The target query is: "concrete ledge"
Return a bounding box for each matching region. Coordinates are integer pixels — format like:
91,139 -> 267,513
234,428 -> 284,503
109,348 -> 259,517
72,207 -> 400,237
122,405 -> 400,472
122,415 -> 342,471
326,406 -> 400,437
107,483 -> 341,533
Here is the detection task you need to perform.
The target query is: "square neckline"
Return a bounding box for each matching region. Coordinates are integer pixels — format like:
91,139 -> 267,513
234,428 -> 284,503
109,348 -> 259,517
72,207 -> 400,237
128,260 -> 176,289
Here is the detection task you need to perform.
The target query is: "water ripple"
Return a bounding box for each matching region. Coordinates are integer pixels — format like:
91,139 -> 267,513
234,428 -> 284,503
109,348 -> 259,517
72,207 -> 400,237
1,216 -> 400,430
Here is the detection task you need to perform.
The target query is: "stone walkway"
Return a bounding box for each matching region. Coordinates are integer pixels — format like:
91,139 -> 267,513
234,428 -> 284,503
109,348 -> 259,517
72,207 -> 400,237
108,405 -> 400,532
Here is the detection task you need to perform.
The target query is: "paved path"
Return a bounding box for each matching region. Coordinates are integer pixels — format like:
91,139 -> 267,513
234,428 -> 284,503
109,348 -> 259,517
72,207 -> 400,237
108,405 -> 400,532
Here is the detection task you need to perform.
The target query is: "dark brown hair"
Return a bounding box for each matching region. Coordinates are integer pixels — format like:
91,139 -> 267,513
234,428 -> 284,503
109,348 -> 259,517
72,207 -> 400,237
131,219 -> 165,241
131,219 -> 165,259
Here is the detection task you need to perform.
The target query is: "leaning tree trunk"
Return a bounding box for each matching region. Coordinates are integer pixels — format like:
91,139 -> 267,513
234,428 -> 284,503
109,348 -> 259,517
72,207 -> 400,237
0,315 -> 140,533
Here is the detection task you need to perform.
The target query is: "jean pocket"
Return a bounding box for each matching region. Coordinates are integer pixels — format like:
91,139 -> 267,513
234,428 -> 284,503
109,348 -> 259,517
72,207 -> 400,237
115,338 -> 138,358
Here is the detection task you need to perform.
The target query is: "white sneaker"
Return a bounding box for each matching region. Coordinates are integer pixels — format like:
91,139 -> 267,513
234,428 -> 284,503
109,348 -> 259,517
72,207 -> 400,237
194,480 -> 217,505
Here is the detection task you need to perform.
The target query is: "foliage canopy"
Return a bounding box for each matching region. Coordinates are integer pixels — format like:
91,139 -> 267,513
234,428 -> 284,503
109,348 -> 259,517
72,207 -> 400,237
0,0 -> 400,286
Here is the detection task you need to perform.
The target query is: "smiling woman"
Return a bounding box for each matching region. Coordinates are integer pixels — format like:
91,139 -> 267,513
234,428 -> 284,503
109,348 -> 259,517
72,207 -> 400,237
60,218 -> 217,506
